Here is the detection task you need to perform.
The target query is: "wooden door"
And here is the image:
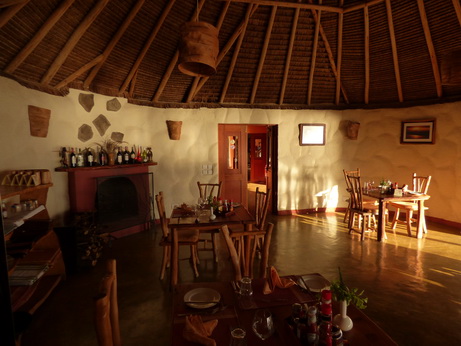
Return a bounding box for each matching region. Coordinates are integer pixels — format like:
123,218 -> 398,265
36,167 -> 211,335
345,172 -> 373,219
218,124 -> 248,208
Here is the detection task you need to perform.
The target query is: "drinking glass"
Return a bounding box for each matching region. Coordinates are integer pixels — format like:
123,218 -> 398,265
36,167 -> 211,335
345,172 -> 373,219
239,277 -> 253,296
230,327 -> 247,346
252,309 -> 274,340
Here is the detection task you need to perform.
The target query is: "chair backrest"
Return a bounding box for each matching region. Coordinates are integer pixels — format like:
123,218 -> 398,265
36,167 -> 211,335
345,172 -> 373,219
412,173 -> 431,194
255,187 -> 271,230
221,223 -> 273,281
197,181 -> 222,201
94,259 -> 121,346
155,192 -> 169,238
346,175 -> 365,211
343,168 -> 360,191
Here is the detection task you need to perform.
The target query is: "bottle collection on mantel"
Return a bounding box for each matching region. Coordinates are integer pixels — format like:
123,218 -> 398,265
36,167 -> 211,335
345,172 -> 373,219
59,145 -> 154,168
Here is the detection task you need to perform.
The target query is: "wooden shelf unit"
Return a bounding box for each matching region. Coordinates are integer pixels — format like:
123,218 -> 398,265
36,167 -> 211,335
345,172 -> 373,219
1,182 -> 65,315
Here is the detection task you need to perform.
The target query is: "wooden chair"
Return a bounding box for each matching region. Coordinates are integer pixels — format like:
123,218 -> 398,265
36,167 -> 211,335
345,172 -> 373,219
389,173 -> 431,236
346,175 -> 386,240
221,223 -> 273,282
155,192 -> 200,280
343,168 -> 360,222
94,259 -> 121,346
196,181 -> 222,262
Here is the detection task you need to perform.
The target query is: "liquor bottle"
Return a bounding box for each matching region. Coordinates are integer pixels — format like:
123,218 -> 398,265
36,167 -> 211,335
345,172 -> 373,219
87,148 -> 94,167
130,146 -> 136,164
70,147 -> 77,168
136,146 -> 142,163
77,148 -> 84,167
307,306 -> 318,345
99,149 -> 107,166
146,147 -> 153,162
60,147 -> 68,167
123,146 -> 130,164
142,147 -> 148,163
116,147 -> 123,165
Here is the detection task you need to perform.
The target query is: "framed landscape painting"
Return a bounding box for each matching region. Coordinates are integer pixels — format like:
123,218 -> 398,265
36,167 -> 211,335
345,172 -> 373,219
401,119 -> 435,144
299,123 -> 326,146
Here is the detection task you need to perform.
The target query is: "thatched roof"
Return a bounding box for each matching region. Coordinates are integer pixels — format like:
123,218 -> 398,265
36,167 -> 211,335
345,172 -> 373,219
1,0 -> 461,110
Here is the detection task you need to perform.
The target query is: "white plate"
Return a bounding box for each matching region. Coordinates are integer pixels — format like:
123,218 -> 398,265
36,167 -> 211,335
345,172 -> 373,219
301,274 -> 331,293
184,288 -> 221,309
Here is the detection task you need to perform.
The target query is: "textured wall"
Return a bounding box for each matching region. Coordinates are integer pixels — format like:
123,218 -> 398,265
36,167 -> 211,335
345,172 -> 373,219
0,77 -> 458,225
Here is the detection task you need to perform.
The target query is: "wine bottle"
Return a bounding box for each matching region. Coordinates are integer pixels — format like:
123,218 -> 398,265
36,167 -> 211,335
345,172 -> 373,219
99,149 -> 107,166
123,146 -> 130,164
77,148 -> 84,167
136,146 -> 142,163
87,148 -> 94,167
116,147 -> 123,165
142,147 -> 147,163
130,146 -> 136,164
70,147 -> 77,168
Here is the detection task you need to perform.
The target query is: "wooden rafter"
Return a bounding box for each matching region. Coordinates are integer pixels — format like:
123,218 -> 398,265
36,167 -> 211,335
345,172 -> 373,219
386,0 -> 403,102
220,0 -> 342,13
5,0 -> 74,74
0,0 -> 28,28
308,0 -> 348,104
343,0 -> 386,14
55,54 -> 104,89
250,5 -> 277,104
364,6 -> 369,104
0,0 -> 28,7
417,0 -> 442,98
188,5 -> 259,101
307,1 -> 321,105
335,0 -> 344,105
40,0 -> 109,86
152,0 -> 206,102
452,0 -> 461,27
279,2 -> 300,104
84,0 -> 145,90
220,4 -> 254,103
118,0 -> 175,96
186,0 -> 231,102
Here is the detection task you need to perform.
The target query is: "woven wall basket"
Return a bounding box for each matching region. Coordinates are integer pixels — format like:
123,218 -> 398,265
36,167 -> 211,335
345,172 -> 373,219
166,120 -> 182,140
178,21 -> 219,77
28,105 -> 50,138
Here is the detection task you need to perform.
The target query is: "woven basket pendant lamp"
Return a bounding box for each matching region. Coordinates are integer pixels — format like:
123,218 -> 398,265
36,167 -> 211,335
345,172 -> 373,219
178,21 -> 219,77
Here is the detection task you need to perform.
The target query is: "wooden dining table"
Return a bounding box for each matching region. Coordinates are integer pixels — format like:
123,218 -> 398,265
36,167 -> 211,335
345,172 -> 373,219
168,206 -> 255,287
363,189 -> 430,241
171,277 -> 397,345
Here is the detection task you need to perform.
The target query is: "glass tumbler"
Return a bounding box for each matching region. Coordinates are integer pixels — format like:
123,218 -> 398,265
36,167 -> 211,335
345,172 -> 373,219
239,277 -> 253,296
230,327 -> 247,346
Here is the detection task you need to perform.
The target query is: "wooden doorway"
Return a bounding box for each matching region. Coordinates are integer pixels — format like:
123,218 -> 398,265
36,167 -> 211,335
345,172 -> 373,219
218,124 -> 278,214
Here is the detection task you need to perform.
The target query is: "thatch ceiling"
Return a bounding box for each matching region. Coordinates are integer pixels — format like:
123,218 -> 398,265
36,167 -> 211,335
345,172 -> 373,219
1,0 -> 461,110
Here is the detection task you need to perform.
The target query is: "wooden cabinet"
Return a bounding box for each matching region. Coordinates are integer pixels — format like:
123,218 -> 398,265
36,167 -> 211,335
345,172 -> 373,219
1,182 -> 65,342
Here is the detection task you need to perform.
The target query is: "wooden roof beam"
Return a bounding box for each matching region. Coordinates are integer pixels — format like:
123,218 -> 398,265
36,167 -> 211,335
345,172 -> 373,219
386,0 -> 403,102
0,0 -> 28,28
187,0 -> 231,102
335,0 -> 344,105
40,0 -> 109,86
250,5 -> 277,104
364,6 -> 370,104
189,5 -> 259,101
417,0 -> 442,98
220,0 -> 342,13
452,0 -> 461,27
343,0 -> 386,14
118,0 -> 175,96
152,0 -> 206,102
84,0 -> 145,90
220,4 -> 253,103
55,54 -> 104,89
279,3 -> 301,105
307,1 -> 322,106
5,0 -> 74,74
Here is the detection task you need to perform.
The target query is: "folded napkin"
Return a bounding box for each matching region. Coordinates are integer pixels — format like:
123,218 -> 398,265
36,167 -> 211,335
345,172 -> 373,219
263,266 -> 295,294
183,315 -> 218,346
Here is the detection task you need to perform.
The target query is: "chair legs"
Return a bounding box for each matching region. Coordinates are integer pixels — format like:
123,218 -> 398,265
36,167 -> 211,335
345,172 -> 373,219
159,245 -> 200,280
391,207 -> 418,236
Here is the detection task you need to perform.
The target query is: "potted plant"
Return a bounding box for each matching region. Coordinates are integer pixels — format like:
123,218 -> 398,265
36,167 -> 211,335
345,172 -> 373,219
330,267 -> 367,331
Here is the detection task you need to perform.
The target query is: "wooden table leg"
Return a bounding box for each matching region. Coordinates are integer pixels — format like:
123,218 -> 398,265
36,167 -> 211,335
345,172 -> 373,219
377,199 -> 386,241
243,223 -> 253,277
416,200 -> 424,239
171,228 -> 179,288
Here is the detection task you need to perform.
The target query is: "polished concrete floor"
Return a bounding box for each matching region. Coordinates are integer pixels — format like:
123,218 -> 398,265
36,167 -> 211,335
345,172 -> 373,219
19,213 -> 461,345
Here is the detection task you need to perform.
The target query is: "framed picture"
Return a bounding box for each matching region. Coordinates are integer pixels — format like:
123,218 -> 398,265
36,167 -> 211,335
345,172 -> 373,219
401,119 -> 435,144
299,123 -> 326,146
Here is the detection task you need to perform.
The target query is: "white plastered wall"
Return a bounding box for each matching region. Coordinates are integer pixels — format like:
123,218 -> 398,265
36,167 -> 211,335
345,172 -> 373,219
0,76 -> 459,225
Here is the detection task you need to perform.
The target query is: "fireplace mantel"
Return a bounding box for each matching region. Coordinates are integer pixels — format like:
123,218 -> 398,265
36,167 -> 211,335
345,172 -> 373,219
55,162 -> 157,173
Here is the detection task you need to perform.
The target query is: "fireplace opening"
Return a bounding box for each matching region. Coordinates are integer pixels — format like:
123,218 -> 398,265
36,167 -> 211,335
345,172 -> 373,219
96,173 -> 153,234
